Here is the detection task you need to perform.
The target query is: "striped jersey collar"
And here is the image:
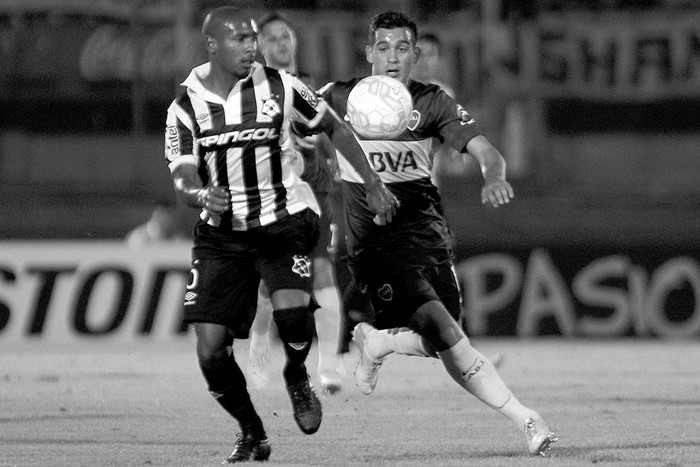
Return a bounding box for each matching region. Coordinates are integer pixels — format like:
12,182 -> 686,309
181,62 -> 262,98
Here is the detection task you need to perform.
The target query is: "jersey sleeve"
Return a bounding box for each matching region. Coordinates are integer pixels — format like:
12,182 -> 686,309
317,80 -> 350,117
164,95 -> 198,172
286,74 -> 329,132
432,89 -> 484,153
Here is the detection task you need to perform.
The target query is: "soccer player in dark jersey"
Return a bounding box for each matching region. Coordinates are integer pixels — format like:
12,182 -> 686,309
165,7 -> 397,463
246,12 -> 344,396
318,10 -> 556,457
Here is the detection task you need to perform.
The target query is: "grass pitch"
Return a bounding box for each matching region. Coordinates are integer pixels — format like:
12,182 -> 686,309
1,337 -> 699,466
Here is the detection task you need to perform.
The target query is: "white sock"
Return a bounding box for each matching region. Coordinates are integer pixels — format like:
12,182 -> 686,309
372,328 -> 437,358
314,286 -> 341,372
438,337 -> 533,426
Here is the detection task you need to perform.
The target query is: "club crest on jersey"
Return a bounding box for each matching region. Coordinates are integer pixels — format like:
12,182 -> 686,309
291,255 -> 312,277
406,109 -> 421,131
456,105 -> 476,126
261,95 -> 281,118
377,284 -> 393,302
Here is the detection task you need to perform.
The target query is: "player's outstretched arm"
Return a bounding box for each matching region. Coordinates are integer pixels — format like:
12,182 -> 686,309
466,135 -> 515,208
171,164 -> 230,215
319,110 -> 399,223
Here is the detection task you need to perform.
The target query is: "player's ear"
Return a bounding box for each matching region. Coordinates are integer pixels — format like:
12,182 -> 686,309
365,45 -> 373,64
204,35 -> 216,54
413,45 -> 421,64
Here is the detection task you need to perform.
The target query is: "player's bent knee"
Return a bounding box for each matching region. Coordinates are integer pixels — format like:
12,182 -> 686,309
196,344 -> 228,369
273,306 -> 315,343
410,301 -> 466,351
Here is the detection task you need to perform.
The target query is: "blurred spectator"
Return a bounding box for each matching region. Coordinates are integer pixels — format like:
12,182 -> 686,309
411,32 -> 474,186
256,11 -> 299,74
247,10 -> 345,395
412,32 -> 455,97
125,198 -> 196,247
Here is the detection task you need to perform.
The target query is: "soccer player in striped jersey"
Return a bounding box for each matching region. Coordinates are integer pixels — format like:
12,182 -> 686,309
246,12 -> 344,396
165,7 -> 397,463
318,10 -> 556,457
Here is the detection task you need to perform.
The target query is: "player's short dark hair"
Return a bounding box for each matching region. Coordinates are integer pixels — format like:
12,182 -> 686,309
257,11 -> 292,35
368,11 -> 418,46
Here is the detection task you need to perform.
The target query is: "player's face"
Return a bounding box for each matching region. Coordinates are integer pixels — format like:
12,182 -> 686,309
366,27 -> 419,85
259,20 -> 296,70
209,18 -> 258,79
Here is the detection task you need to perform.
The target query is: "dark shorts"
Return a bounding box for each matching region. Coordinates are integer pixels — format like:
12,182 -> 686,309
183,209 -> 319,337
350,258 -> 462,330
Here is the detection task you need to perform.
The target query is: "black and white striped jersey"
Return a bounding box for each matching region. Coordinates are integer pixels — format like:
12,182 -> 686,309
165,62 -> 325,231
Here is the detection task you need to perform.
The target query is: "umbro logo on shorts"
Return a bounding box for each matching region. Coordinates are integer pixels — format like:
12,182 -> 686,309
184,291 -> 198,306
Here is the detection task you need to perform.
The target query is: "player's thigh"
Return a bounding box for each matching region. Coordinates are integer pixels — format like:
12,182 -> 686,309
430,262 -> 463,322
409,299 -> 465,350
357,262 -> 440,330
193,321 -> 231,362
256,209 -> 319,305
184,254 -> 259,338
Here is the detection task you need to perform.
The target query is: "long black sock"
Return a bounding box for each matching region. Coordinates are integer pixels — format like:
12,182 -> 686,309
201,354 -> 266,439
273,306 -> 315,382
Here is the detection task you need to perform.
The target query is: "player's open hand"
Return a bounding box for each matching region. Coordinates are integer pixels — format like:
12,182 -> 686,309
199,186 -> 231,215
481,179 -> 514,208
365,180 -> 399,225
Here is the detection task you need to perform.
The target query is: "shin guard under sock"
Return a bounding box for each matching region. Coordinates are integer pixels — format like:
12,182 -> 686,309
438,338 -> 510,407
438,337 -> 534,425
273,306 -> 314,382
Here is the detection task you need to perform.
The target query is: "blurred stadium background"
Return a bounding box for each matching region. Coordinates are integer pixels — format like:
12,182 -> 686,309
1,0 -> 699,341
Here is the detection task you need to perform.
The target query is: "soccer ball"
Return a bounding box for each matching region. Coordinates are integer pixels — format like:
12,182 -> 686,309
346,75 -> 413,139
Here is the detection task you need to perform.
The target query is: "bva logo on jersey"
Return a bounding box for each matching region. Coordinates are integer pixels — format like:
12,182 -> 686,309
369,151 -> 418,173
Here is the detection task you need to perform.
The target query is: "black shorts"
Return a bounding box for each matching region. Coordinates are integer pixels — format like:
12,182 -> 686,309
350,258 -> 462,330
183,209 -> 319,337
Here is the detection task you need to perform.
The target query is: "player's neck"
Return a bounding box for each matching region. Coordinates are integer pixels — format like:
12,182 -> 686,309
204,66 -> 250,99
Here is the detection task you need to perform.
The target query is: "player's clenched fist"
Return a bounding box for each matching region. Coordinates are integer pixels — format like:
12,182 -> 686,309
364,177 -> 399,226
198,186 -> 231,215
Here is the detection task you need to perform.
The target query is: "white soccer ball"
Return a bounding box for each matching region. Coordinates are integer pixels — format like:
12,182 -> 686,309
346,75 -> 413,139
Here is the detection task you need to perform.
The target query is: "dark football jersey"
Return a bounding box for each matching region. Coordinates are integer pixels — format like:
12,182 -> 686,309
320,78 -> 483,265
